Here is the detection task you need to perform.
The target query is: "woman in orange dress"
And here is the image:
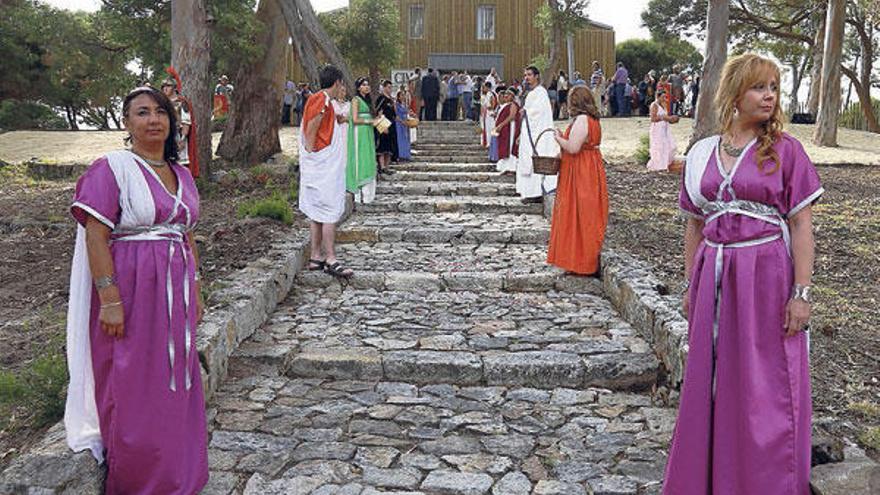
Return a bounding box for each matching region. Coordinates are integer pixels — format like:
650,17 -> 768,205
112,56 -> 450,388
547,85 -> 608,275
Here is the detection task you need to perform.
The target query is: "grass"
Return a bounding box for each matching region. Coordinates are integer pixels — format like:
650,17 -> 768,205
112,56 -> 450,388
237,191 -> 293,224
848,401 -> 880,419
859,427 -> 880,452
0,353 -> 68,431
634,134 -> 651,165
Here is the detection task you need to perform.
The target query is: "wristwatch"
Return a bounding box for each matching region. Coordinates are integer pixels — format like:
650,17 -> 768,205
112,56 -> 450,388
791,284 -> 812,303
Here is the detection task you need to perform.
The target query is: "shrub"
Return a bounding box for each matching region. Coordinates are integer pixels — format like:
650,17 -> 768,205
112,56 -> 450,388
634,134 -> 651,165
237,192 -> 293,224
839,98 -> 880,132
0,100 -> 68,130
211,115 -> 228,133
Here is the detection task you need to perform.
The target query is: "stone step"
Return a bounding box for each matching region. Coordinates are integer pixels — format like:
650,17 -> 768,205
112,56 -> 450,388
408,153 -> 487,163
385,171 -> 513,183
395,162 -> 496,173
375,181 -> 516,197
301,241 -> 604,293
337,213 -> 549,245
206,369 -> 672,494
266,286 -> 658,393
357,196 -> 538,215
413,143 -> 485,152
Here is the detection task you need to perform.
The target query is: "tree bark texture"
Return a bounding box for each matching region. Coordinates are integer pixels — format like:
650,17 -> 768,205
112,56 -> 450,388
688,0 -> 728,151
813,0 -> 845,147
171,0 -> 212,177
279,0 -> 321,85
842,10 -> 879,133
546,0 -> 562,88
807,11 -> 825,117
279,0 -> 354,90
216,0 -> 288,166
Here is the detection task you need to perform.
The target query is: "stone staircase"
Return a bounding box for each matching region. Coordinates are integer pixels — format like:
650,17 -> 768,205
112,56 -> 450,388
200,120 -> 675,495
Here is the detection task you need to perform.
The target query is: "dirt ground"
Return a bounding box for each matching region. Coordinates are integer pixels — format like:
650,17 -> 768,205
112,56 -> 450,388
0,121 -> 878,466
1,118 -> 877,166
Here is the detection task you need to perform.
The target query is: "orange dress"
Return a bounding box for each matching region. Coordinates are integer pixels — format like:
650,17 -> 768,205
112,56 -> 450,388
547,115 -> 609,275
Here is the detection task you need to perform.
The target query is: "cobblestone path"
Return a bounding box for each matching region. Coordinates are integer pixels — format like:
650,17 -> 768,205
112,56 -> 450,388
202,122 -> 676,495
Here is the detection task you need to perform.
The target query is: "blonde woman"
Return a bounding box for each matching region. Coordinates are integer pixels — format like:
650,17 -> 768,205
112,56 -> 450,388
664,53 -> 823,495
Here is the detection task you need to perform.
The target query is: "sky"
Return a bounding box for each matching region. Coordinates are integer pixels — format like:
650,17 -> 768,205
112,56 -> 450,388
46,0 -> 652,41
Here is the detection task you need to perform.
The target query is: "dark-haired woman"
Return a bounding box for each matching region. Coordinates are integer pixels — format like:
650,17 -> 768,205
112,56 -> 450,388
64,87 -> 208,494
547,85 -> 608,275
347,77 -> 378,203
375,80 -> 399,172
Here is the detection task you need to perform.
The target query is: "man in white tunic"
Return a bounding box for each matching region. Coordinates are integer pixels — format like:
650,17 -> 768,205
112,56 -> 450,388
517,66 -> 559,203
299,65 -> 353,278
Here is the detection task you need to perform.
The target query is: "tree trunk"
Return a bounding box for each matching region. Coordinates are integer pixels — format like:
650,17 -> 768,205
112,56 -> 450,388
807,11 -> 825,117
787,62 -> 801,116
216,0 -> 288,166
813,0 -> 844,147
546,0 -> 562,87
841,66 -> 880,133
279,0 -> 321,85
172,0 -> 212,177
279,0 -> 354,90
109,107 -> 121,129
688,0 -> 728,150
846,16 -> 879,133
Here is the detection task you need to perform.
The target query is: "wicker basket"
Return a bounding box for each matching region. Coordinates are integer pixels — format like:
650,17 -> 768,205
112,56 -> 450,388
404,117 -> 420,128
530,128 -> 561,176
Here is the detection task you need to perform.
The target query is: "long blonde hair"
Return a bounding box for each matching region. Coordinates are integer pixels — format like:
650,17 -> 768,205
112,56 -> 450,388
715,53 -> 784,173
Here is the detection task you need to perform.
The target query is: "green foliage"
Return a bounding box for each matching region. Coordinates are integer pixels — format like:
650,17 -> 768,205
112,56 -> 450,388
0,100 -> 68,130
860,426 -> 880,452
634,135 -> 651,165
321,0 -> 402,78
839,99 -> 880,132
288,177 -> 298,203
0,353 -> 68,429
237,192 -> 293,224
528,55 -> 550,75
616,39 -> 703,80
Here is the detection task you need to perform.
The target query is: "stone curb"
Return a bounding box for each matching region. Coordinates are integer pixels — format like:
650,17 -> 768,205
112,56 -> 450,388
0,197 -> 354,494
284,348 -> 659,392
376,183 -> 516,197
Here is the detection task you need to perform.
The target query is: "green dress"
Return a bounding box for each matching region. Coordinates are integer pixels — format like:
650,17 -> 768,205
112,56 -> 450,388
346,96 -> 377,193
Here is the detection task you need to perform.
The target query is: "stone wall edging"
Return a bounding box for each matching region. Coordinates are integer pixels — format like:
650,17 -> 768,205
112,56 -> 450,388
598,248 -> 687,389
0,197 -> 354,494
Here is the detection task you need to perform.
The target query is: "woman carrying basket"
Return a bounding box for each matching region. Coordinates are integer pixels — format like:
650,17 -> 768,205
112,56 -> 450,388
547,86 -> 608,275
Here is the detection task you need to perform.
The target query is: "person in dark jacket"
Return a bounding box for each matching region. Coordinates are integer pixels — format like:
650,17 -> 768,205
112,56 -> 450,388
421,68 -> 440,121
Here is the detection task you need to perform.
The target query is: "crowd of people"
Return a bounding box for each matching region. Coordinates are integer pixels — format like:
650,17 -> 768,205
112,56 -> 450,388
61,51 -> 823,495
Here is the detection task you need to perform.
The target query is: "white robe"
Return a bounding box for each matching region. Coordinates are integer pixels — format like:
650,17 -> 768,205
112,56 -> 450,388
299,92 -> 347,223
517,85 -> 559,198
481,92 -> 496,149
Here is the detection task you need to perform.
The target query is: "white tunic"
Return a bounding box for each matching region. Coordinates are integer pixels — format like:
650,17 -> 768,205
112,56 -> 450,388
480,91 -> 496,149
517,85 -> 559,198
298,92 -> 347,223
495,102 -> 517,173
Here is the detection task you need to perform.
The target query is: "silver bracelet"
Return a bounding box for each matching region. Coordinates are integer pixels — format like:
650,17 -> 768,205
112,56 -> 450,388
95,275 -> 115,290
100,301 -> 122,309
791,284 -> 812,304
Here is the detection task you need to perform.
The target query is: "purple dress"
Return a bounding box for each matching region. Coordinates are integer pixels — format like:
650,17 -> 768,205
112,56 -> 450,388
71,157 -> 208,494
396,102 -> 412,160
664,134 -> 823,495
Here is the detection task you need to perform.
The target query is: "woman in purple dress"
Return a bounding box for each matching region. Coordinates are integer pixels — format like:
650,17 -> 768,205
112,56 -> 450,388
664,54 -> 822,495
64,87 -> 208,494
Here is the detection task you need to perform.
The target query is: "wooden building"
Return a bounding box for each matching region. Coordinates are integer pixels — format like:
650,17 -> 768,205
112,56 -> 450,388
396,0 -> 615,80
289,0 -> 615,84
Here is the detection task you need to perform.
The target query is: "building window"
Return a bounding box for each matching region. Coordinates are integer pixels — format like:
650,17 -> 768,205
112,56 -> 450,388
477,5 -> 495,40
410,5 -> 425,39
